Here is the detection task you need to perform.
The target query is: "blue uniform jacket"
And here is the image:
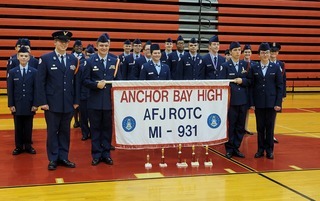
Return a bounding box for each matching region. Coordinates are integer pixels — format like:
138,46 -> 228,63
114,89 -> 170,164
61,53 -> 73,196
248,62 -> 283,108
273,60 -> 286,98
176,53 -> 205,80
131,56 -> 149,80
7,66 -> 38,115
121,54 -> 137,80
202,53 -> 225,79
139,62 -> 171,80
220,60 -> 250,106
83,53 -> 122,110
37,51 -> 80,113
160,51 -> 171,65
167,51 -> 188,80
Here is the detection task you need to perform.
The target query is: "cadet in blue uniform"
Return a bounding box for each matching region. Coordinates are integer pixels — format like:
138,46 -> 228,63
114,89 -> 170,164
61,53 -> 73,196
7,38 -> 39,72
202,35 -> 225,79
176,37 -> 205,80
7,46 -> 38,155
220,42 -> 250,159
167,35 -> 187,80
242,44 -> 255,135
121,38 -> 142,80
160,38 -> 173,64
118,39 -> 132,65
225,49 -> 231,62
269,42 -> 286,144
82,33 -> 122,166
71,40 -> 85,129
248,43 -> 283,159
139,44 -> 171,80
131,41 -> 152,80
37,30 -> 80,170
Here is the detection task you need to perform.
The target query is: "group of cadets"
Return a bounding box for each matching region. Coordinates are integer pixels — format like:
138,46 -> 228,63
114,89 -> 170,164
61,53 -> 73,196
6,30 -> 286,170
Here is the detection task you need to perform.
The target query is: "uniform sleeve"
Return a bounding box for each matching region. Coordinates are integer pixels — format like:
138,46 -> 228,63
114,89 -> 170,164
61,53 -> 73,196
139,65 -> 147,80
275,67 -> 284,107
7,71 -> 14,107
36,57 -> 48,106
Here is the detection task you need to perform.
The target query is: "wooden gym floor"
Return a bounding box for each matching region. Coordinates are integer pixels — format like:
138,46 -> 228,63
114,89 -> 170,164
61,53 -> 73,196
0,93 -> 319,201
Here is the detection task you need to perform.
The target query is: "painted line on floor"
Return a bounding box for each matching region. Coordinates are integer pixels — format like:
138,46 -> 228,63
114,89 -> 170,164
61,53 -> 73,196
55,178 -> 65,184
224,168 -> 236,173
289,165 -> 303,170
135,172 -> 164,179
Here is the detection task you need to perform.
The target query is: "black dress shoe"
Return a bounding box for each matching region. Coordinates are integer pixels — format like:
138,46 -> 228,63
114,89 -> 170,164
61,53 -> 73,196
48,161 -> 57,170
91,158 -> 100,166
225,152 -> 233,159
234,150 -> 245,158
73,121 -> 80,128
254,152 -> 264,158
25,147 -> 36,154
266,153 -> 274,159
245,130 -> 253,135
58,159 -> 76,168
273,137 -> 279,143
81,136 -> 89,141
102,157 -> 113,165
110,145 -> 115,151
12,148 -> 24,155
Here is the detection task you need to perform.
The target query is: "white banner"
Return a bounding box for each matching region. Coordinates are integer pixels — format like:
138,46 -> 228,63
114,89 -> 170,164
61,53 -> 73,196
112,80 -> 230,149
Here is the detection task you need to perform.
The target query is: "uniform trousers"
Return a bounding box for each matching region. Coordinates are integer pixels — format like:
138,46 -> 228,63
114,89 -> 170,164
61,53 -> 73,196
14,115 -> 33,149
79,99 -> 90,138
44,111 -> 73,161
225,104 -> 247,153
88,109 -> 112,159
254,108 -> 277,154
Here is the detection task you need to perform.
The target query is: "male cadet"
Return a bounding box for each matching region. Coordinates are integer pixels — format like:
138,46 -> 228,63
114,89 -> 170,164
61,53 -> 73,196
85,44 -> 95,58
82,33 -> 122,166
37,30 -> 79,170
7,46 -> 38,155
118,39 -> 132,65
225,49 -> 231,62
176,37 -> 205,80
220,42 -> 250,159
7,38 -> 39,72
121,38 -> 142,80
248,43 -> 283,159
242,44 -> 255,135
269,42 -> 286,144
160,38 -> 173,64
167,35 -> 187,80
139,44 -> 171,80
202,35 -> 225,79
71,40 -> 85,129
131,41 -> 152,80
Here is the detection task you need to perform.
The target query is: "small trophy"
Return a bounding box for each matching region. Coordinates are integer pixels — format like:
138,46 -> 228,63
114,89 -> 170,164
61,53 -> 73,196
191,145 -> 199,167
204,145 -> 213,167
176,144 -> 188,168
145,154 -> 152,169
159,148 -> 167,168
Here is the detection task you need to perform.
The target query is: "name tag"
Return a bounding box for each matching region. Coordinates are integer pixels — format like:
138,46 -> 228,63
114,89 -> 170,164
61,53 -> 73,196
93,66 -> 99,71
129,61 -> 135,65
14,78 -> 19,81
172,60 -> 176,62
229,73 -> 235,76
254,73 -> 259,75
186,63 -> 191,66
270,73 -> 275,75
148,72 -> 154,75
51,67 -> 58,70
207,64 -> 212,67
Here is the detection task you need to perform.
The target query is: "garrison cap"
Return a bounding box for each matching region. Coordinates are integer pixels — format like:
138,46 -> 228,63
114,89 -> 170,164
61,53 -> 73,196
18,46 -> 29,53
209,35 -> 219,43
15,38 -> 23,47
146,40 -> 152,45
52,30 -> 72,42
258,42 -> 270,52
20,38 -> 31,47
97,33 -> 110,43
269,42 -> 281,51
133,38 -> 142,44
150,43 -> 160,53
73,40 -> 82,47
229,41 -> 241,50
85,44 -> 95,54
124,39 -> 131,45
243,44 -> 252,51
189,37 -> 198,44
166,38 -> 173,43
176,35 -> 184,42
225,49 -> 230,55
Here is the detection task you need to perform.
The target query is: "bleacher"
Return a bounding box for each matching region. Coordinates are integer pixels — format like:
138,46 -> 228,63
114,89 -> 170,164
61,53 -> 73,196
0,0 -> 319,93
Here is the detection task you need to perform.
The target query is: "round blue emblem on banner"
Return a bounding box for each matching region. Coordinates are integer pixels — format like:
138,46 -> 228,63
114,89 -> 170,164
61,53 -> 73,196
207,114 -> 221,129
122,116 -> 136,132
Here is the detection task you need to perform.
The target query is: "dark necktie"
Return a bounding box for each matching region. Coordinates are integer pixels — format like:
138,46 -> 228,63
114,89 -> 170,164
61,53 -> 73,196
60,55 -> 66,68
192,56 -> 196,61
135,55 -> 139,60
179,53 -> 183,58
235,63 -> 239,72
214,57 -> 217,65
101,59 -> 106,69
22,68 -> 26,77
